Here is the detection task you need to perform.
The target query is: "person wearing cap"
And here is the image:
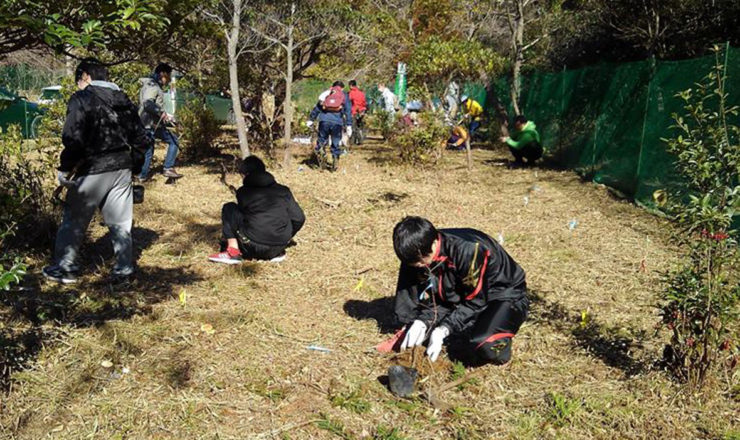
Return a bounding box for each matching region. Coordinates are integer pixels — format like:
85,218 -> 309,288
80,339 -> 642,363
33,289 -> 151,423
392,216 -> 529,365
499,114 -> 543,166
208,156 -> 305,264
460,95 -> 483,139
137,62 -> 182,180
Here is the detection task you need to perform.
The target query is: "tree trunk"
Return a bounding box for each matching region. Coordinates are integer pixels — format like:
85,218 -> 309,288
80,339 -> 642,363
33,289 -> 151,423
65,52 -> 74,76
465,137 -> 472,170
509,0 -> 524,116
510,54 -> 522,116
227,0 -> 250,158
284,53 -> 293,143
282,2 -> 296,166
283,4 -> 295,144
282,50 -> 294,165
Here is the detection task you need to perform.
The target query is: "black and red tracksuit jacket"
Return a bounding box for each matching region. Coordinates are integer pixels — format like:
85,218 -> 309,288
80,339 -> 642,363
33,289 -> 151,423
394,228 -> 527,333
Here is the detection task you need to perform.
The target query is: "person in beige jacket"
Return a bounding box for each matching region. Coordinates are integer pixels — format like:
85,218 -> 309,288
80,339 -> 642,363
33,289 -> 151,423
137,63 -> 182,180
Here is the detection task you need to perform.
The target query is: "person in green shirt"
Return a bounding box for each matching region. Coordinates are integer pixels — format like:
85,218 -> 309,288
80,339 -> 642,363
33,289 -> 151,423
499,115 -> 543,166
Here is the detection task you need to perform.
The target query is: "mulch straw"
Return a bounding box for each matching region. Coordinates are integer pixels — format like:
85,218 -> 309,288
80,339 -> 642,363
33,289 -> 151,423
2,138 -> 735,439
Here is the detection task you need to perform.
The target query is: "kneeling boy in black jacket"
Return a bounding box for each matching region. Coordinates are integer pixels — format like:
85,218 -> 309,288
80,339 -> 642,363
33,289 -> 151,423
392,216 -> 529,365
208,156 -> 305,264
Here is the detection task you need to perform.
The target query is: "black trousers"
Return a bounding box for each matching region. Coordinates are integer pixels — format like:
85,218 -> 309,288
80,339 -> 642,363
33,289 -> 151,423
468,295 -> 529,365
509,143 -> 543,164
221,202 -> 286,260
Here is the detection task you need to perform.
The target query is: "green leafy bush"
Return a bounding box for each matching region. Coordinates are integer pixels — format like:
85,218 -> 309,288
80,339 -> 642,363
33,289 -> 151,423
0,124 -> 57,246
406,36 -> 504,97
395,112 -> 447,165
0,226 -> 26,291
0,123 -> 57,290
177,98 -> 222,161
368,110 -> 397,141
658,46 -> 740,388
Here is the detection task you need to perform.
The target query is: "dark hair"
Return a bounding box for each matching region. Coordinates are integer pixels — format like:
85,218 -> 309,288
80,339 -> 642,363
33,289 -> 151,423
75,58 -> 108,82
239,155 -> 266,175
514,115 -> 528,125
393,216 -> 438,265
349,80 -> 357,87
155,63 -> 173,75
332,80 -> 345,88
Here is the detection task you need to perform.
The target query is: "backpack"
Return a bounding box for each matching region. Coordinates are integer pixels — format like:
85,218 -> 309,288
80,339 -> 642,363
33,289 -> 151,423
322,86 -> 345,112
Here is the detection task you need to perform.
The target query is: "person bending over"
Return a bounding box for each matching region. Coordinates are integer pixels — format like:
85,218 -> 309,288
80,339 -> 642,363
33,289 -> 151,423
460,95 -> 483,138
446,125 -> 469,151
500,115 -> 543,166
208,156 -> 305,264
392,216 -> 529,365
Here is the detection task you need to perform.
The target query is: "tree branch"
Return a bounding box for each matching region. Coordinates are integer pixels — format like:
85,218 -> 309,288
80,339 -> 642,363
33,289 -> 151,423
521,35 -> 543,52
248,25 -> 288,50
294,32 -> 326,49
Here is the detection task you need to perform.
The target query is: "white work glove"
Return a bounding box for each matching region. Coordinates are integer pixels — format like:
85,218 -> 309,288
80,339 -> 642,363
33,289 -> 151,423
426,325 -> 450,362
346,126 -> 353,138
400,320 -> 427,350
305,120 -> 314,128
57,171 -> 74,188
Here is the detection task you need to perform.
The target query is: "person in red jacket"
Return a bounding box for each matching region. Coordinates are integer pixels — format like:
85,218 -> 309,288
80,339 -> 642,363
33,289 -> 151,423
348,80 -> 367,145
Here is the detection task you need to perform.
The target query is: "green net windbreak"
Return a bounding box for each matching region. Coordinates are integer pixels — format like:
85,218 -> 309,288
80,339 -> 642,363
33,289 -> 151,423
462,83 -> 487,108
485,44 -> 738,224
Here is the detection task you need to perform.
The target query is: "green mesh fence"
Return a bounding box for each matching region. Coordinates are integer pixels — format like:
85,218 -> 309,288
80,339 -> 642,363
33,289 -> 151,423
487,44 -> 739,219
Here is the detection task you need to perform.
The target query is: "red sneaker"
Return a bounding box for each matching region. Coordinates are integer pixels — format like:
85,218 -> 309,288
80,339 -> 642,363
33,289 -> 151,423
208,247 -> 243,264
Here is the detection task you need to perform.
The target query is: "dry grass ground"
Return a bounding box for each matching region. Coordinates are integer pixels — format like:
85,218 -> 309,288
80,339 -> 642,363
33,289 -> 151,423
1,136 -> 738,439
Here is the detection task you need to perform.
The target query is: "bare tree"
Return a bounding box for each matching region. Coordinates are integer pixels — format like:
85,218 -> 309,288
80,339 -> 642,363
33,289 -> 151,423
247,1 -> 328,152
595,0 -> 703,58
201,0 -> 253,158
460,0 -> 500,42
497,0 -> 541,115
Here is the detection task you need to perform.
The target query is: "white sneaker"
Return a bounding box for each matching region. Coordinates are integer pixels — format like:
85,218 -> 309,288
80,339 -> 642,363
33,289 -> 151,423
269,254 -> 286,263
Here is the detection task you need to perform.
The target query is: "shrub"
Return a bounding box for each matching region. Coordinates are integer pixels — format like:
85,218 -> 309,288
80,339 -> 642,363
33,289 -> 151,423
658,46 -> 740,388
292,112 -> 312,136
369,109 -> 397,141
177,98 -> 222,161
0,124 -> 58,247
0,226 -> 26,291
395,112 -> 447,165
0,122 -> 57,290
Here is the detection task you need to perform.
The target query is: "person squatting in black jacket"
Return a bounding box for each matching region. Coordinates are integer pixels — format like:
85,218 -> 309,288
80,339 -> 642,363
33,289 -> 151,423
43,59 -> 150,284
392,216 -> 529,365
208,156 -> 305,264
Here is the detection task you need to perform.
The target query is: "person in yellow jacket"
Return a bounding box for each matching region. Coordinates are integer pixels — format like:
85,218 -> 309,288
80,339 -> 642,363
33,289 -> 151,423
446,125 -> 469,150
460,95 -> 483,138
